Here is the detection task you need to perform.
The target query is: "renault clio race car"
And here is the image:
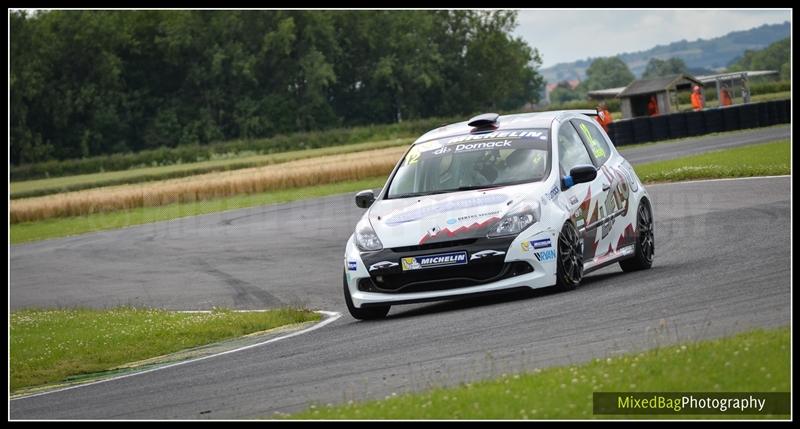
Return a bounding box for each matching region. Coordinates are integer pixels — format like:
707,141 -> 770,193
343,111 -> 654,320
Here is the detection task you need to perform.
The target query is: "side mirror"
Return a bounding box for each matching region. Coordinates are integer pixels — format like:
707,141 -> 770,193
563,165 -> 597,189
355,189 -> 376,208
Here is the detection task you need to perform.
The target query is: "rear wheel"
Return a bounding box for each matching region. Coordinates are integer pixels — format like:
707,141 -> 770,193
555,221 -> 583,291
619,200 -> 654,272
343,270 -> 390,320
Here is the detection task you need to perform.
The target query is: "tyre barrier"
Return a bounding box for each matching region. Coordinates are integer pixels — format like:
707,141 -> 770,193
722,106 -> 741,132
738,103 -> 759,129
779,99 -> 790,123
685,110 -> 706,136
604,99 -> 786,146
650,115 -> 670,141
766,100 -> 780,126
702,108 -> 724,134
631,116 -> 653,143
608,120 -> 633,146
757,102 -> 770,128
667,112 -> 688,139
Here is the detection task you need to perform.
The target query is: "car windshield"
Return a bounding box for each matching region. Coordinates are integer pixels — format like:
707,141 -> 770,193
386,129 -> 550,198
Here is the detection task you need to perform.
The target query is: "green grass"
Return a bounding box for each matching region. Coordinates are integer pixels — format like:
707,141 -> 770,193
286,327 -> 790,419
10,139 -> 789,245
10,307 -> 321,392
635,140 -> 789,183
11,138 -> 410,199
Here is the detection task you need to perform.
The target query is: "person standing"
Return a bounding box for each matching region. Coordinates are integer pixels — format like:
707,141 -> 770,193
719,85 -> 733,106
647,95 -> 659,116
595,102 -> 614,132
691,85 -> 705,111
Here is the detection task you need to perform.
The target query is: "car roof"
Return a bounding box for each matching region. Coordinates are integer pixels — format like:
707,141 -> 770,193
413,111 -> 591,145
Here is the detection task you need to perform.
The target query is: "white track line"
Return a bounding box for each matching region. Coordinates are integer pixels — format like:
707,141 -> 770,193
10,310 -> 341,401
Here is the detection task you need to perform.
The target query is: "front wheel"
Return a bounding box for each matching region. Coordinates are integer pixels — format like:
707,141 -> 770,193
343,271 -> 390,320
619,200 -> 654,272
555,221 -> 583,291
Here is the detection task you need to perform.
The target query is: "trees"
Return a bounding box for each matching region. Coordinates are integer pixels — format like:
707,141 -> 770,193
642,57 -> 689,79
728,38 -> 790,80
10,10 -> 545,165
549,81 -> 584,104
581,57 -> 635,91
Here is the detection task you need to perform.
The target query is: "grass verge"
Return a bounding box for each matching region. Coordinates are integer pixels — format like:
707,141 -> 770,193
635,140 -> 789,183
286,327 -> 790,419
10,307 -> 321,392
10,140 -> 789,245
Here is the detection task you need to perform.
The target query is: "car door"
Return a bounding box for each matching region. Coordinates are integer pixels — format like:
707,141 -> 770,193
556,120 -> 611,262
571,117 -> 633,260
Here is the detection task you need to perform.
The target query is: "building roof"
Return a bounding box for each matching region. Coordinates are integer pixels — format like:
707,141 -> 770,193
587,86 -> 626,99
695,70 -> 779,83
617,74 -> 704,98
587,70 -> 779,99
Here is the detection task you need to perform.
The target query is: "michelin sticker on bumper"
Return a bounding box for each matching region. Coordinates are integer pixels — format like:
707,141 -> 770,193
401,251 -> 468,271
532,238 -> 551,249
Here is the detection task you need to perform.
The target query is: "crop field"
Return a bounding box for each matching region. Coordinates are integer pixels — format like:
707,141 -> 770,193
10,146 -> 407,224
11,138 -> 411,199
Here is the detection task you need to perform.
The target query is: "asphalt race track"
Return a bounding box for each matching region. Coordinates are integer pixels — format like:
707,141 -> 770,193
10,126 -> 791,419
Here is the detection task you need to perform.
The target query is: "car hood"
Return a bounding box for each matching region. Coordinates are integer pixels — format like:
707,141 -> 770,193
368,183 -> 549,249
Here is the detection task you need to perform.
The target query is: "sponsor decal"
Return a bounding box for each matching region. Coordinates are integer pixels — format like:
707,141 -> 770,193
569,195 -> 579,205
446,130 -> 547,144
434,146 -> 452,155
534,249 -> 556,262
546,184 -> 560,201
446,218 -> 457,225
386,194 -> 507,226
521,241 -> 530,252
347,261 -> 358,271
401,251 -> 468,271
578,122 -> 607,159
532,238 -> 551,249
455,210 -> 501,224
453,140 -> 512,153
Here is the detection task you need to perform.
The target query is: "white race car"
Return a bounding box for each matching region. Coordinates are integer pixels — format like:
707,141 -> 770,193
343,111 -> 654,319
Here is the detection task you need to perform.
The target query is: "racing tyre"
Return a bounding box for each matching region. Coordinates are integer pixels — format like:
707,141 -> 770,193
555,221 -> 583,291
343,271 -> 390,320
619,201 -> 654,272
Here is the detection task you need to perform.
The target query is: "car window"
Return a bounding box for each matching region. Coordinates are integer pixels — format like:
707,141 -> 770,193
572,119 -> 611,166
386,129 -> 550,198
558,122 -> 594,175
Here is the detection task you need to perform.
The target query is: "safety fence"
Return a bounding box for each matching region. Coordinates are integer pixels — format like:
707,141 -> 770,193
607,99 -> 790,146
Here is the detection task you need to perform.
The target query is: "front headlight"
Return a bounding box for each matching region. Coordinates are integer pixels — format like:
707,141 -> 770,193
354,217 -> 383,251
487,202 -> 540,238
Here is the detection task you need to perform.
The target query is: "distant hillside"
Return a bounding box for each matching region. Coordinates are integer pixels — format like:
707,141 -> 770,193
541,21 -> 790,83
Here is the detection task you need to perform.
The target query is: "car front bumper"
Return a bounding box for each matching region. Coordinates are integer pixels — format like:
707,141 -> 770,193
344,229 -> 559,308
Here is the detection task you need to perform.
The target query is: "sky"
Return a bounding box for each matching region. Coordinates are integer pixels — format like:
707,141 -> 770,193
513,9 -> 792,69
